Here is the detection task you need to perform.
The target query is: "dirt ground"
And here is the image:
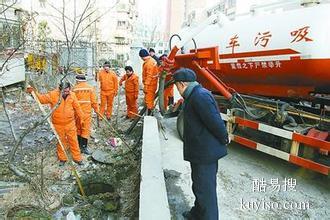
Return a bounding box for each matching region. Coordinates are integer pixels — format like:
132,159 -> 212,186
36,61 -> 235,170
0,82 -> 144,219
160,117 -> 330,220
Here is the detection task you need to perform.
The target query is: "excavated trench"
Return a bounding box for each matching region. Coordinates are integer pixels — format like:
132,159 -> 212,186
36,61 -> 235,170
60,126 -> 143,219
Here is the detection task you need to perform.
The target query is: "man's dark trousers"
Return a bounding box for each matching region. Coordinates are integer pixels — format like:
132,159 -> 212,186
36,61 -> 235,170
190,162 -> 219,220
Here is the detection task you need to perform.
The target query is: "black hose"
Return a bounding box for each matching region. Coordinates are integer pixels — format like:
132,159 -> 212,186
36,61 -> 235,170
169,34 -> 182,51
125,105 -> 147,135
158,71 -> 167,115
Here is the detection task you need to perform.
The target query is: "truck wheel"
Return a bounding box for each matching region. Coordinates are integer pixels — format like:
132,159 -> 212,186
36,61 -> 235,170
176,111 -> 184,140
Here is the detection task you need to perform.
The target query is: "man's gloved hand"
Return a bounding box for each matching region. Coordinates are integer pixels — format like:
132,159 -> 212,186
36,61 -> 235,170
26,86 -> 35,94
135,94 -> 138,99
119,82 -> 122,86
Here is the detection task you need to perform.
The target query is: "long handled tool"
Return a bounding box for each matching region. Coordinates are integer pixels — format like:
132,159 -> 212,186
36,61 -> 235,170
115,86 -> 122,128
157,119 -> 168,140
30,89 -> 86,199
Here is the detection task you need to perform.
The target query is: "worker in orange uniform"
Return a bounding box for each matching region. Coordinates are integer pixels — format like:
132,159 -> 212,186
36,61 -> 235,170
27,82 -> 85,166
139,49 -> 158,115
98,61 -> 118,120
159,54 -> 174,110
73,73 -> 99,155
119,66 -> 139,119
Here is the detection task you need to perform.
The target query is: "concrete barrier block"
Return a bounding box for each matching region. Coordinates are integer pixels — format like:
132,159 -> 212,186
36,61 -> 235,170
139,116 -> 171,220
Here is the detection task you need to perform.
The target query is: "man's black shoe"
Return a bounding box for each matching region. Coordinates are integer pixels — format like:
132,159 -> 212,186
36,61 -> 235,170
80,138 -> 91,155
74,160 -> 84,166
82,148 -> 91,155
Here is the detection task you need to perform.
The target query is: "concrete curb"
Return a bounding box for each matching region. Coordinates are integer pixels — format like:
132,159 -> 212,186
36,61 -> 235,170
139,116 -> 171,220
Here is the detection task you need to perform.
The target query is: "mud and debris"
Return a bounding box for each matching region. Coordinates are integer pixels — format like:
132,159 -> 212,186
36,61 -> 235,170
0,79 -> 143,219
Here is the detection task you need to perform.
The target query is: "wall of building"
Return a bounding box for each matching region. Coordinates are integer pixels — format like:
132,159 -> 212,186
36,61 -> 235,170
167,0 -> 185,38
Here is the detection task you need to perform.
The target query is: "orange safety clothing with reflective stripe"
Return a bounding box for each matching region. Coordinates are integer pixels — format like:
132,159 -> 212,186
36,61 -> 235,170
164,84 -> 174,110
100,94 -> 115,118
36,89 -> 84,125
36,89 -> 84,162
142,57 -> 158,86
73,81 -> 99,139
98,69 -> 118,118
119,73 -> 139,95
120,73 -> 139,118
98,69 -> 118,95
163,73 -> 174,110
54,121 -> 82,162
142,57 -> 158,109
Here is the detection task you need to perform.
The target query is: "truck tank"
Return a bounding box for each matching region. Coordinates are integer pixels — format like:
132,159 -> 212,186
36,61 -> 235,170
175,3 -> 330,100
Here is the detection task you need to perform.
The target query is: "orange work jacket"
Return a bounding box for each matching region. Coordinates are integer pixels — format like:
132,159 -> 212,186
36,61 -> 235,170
73,82 -> 99,114
142,57 -> 158,86
119,73 -> 139,95
36,89 -> 84,125
98,69 -> 118,94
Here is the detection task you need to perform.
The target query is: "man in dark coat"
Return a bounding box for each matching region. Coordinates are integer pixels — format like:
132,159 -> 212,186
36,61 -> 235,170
173,68 -> 229,220
149,48 -> 161,66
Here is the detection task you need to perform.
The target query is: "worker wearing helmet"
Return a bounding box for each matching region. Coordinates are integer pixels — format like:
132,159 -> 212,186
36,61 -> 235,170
27,82 -> 85,165
119,66 -> 139,119
173,68 -> 229,220
139,49 -> 158,115
73,72 -> 99,155
159,54 -> 174,110
98,61 -> 118,120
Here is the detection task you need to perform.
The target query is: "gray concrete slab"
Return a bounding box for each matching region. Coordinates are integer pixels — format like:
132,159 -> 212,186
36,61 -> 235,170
139,116 -> 171,220
159,117 -> 330,219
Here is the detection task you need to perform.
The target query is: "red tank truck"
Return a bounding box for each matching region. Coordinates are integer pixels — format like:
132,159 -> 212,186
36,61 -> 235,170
160,2 -> 330,175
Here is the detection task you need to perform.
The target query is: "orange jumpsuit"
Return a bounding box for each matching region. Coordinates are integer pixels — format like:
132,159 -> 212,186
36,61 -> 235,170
163,74 -> 174,110
36,89 -> 84,162
73,82 -> 99,139
142,57 -> 158,110
119,73 -> 139,118
98,69 -> 118,119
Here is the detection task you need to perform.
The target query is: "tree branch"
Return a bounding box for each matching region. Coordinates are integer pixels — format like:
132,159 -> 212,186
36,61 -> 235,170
1,87 -> 18,141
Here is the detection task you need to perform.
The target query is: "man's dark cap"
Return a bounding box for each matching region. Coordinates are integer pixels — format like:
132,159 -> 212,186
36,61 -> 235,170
103,61 -> 110,67
159,54 -> 167,60
149,48 -> 155,53
75,74 -> 86,81
173,68 -> 197,82
139,49 -> 149,58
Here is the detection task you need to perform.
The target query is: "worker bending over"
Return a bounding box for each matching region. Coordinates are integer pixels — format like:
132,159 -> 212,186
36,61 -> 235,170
27,82 -> 85,166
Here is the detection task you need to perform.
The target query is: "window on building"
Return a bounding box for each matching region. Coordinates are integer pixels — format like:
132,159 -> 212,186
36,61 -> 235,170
0,21 -> 21,50
115,37 -> 126,45
158,50 -> 162,54
117,54 -> 125,61
117,21 -> 126,29
39,0 -> 46,7
227,0 -> 236,8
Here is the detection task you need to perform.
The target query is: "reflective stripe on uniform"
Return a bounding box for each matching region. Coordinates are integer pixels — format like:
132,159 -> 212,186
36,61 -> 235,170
73,88 -> 92,91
